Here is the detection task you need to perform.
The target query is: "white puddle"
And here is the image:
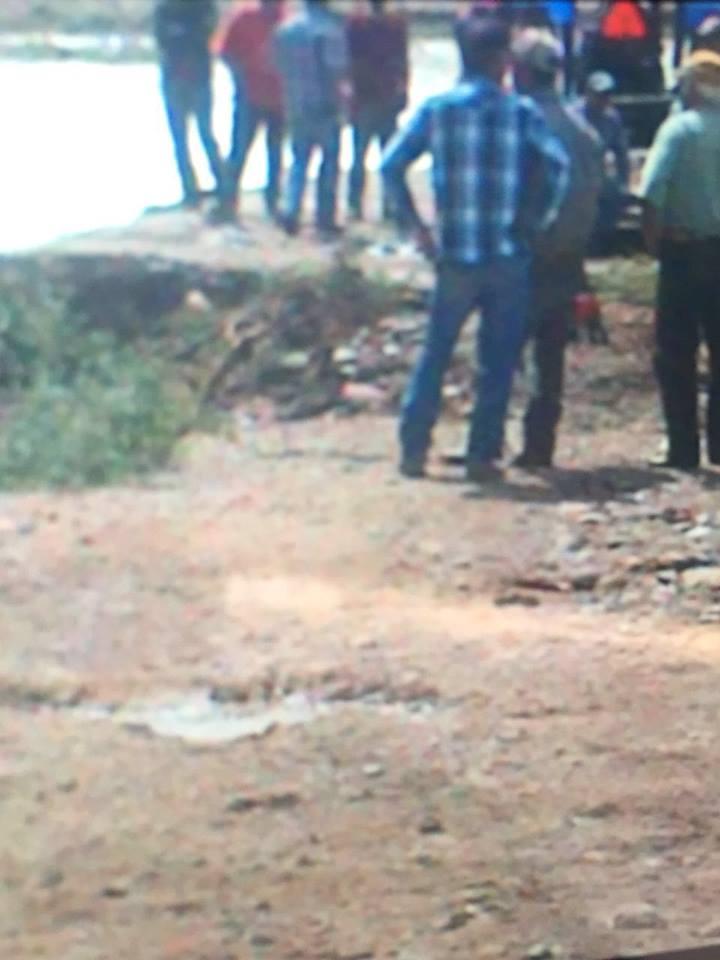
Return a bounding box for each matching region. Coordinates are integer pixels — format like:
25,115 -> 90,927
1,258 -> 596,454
79,689 -> 436,745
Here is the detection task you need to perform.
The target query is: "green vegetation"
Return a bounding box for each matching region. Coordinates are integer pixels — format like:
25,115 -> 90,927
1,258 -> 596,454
0,284 -> 199,490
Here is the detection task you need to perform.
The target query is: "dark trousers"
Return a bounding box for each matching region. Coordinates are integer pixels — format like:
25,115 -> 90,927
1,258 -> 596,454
655,238 -> 720,467
226,74 -> 283,215
521,254 -> 582,465
348,106 -> 399,220
160,65 -> 225,202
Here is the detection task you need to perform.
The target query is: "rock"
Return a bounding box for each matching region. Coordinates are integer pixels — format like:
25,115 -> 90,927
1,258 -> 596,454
512,576 -> 569,593
571,573 -> 600,592
184,289 -> 212,312
700,921 -> 720,938
267,791 -> 301,810
226,795 -> 259,814
687,525 -> 713,540
612,904 -> 666,930
526,944 -> 561,960
249,933 -> 274,947
495,592 -> 541,608
419,815 -> 444,835
683,567 -> 720,591
574,802 -> 620,820
363,763 -> 385,779
101,885 -> 128,899
40,869 -> 64,889
438,906 -> 476,932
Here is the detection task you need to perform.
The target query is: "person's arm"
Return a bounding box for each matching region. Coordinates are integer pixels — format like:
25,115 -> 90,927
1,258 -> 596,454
525,105 -> 571,233
380,102 -> 434,257
638,115 -> 684,256
326,17 -> 352,114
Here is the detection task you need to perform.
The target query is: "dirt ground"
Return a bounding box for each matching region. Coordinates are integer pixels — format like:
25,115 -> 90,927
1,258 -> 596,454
3,249 -> 720,960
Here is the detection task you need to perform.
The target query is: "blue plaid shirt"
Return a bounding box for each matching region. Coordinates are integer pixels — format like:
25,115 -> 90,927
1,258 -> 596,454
381,77 -> 570,264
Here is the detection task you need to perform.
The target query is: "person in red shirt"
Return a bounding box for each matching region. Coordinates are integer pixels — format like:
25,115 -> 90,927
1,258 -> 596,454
212,0 -> 286,223
347,0 -> 408,222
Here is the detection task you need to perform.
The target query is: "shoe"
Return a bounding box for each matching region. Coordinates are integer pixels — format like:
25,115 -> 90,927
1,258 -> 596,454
205,199 -> 236,225
466,461 -> 503,483
399,457 -> 426,479
277,212 -> 300,237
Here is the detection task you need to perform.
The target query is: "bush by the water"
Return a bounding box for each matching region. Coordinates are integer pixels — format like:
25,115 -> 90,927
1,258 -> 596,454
0,287 -> 197,489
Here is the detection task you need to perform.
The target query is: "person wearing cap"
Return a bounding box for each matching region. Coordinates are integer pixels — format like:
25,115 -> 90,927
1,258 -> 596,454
577,70 -> 630,249
381,17 -> 569,481
639,50 -> 720,471
513,29 -> 603,468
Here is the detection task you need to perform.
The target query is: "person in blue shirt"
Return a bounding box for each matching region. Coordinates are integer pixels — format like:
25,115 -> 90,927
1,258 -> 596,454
381,16 -> 569,481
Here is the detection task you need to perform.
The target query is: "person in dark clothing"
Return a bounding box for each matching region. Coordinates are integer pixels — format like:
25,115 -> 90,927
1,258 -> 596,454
640,50 -> 720,471
154,0 -> 225,207
514,29 -> 603,467
347,0 -> 408,223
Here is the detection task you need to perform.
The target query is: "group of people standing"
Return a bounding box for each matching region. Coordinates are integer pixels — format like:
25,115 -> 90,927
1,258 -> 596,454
153,0 -> 720,480
153,0 -> 408,237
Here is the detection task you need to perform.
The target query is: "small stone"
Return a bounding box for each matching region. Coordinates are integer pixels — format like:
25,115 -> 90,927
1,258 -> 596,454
526,944 -> 560,960
267,791 -> 300,810
571,573 -> 600,592
683,567 -> 720,591
613,904 -> 666,930
40,869 -> 64,889
438,906 -> 476,932
101,885 -> 128,899
419,815 -> 444,835
249,933 -> 274,947
495,592 -> 540,608
226,795 -> 259,814
363,763 -> 385,779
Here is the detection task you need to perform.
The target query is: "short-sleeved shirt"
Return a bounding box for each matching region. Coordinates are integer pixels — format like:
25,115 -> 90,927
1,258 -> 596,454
214,2 -> 285,113
640,106 -> 720,237
273,7 -> 349,125
381,77 -> 569,265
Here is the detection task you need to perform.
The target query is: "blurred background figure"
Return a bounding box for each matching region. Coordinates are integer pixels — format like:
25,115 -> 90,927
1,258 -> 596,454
513,28 -> 603,467
274,0 -> 351,239
153,0 -> 225,208
212,0 -> 286,225
347,0 -> 408,224
577,69 -> 630,253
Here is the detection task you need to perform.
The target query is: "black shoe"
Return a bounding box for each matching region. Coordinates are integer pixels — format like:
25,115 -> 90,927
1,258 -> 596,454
466,461 -> 503,484
277,212 -> 299,237
399,457 -> 426,479
440,451 -> 467,467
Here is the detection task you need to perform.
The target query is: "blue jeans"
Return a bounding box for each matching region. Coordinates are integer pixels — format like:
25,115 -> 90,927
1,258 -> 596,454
400,257 -> 530,464
226,73 -> 283,214
349,106 -> 399,219
284,116 -> 341,229
160,65 -> 225,202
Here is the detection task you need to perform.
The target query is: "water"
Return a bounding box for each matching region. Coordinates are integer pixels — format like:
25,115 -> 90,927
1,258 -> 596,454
0,38 -> 457,253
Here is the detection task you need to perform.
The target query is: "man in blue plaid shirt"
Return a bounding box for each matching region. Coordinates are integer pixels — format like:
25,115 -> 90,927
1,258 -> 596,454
381,16 -> 569,481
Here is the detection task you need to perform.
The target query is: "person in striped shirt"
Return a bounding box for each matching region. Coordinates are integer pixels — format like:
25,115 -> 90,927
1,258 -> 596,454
381,16 -> 569,481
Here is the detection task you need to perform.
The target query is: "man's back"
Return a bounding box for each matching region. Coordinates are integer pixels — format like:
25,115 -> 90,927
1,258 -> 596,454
384,77 -> 568,263
348,11 -> 408,113
642,107 -> 720,236
274,6 -> 348,124
215,3 -> 284,111
532,92 -> 603,257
